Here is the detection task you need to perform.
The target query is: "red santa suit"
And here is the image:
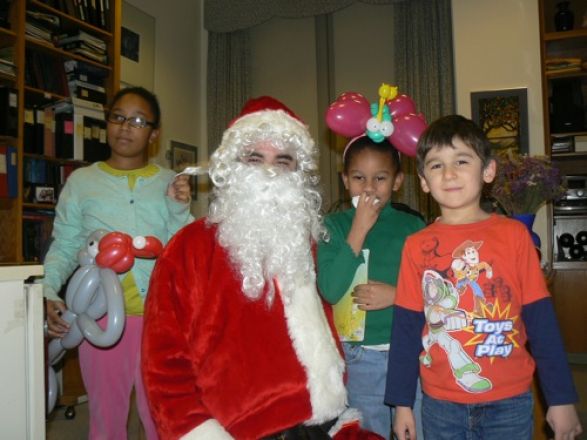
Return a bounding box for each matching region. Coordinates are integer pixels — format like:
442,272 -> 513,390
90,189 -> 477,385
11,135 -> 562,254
142,219 -> 348,439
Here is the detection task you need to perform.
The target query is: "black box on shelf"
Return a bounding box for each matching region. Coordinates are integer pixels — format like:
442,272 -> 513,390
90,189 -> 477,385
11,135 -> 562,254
0,86 -> 18,137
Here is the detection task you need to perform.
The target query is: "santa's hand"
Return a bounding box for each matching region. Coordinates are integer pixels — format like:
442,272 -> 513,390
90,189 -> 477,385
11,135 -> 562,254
167,174 -> 191,203
443,310 -> 467,331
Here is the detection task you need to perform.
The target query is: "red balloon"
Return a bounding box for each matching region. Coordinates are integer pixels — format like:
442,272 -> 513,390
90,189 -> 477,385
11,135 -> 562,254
96,232 -> 135,272
338,91 -> 363,101
387,94 -> 417,118
325,92 -> 371,138
133,236 -> 164,259
389,113 -> 428,157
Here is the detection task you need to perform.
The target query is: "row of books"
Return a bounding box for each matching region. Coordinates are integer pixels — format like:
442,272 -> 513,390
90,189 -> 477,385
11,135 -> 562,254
26,9 -> 61,43
39,0 -> 110,30
0,0 -> 11,29
23,209 -> 55,262
55,29 -> 108,64
24,97 -> 109,162
25,8 -> 109,66
0,144 -> 17,199
25,52 -> 108,104
0,46 -> 16,78
545,57 -> 583,76
0,86 -> 18,137
25,50 -> 69,96
24,157 -> 76,186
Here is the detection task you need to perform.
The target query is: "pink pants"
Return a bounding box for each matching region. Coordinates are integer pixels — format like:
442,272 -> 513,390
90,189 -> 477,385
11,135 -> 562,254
79,315 -> 158,440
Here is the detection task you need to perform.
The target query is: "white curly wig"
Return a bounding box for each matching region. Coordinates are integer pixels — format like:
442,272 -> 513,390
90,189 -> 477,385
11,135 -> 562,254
207,98 -> 326,303
209,107 -> 319,187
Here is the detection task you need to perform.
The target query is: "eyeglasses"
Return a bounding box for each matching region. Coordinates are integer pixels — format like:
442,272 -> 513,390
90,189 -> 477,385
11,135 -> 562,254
107,113 -> 156,129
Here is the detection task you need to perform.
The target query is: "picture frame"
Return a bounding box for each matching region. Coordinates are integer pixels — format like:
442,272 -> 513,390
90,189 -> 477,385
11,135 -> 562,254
170,141 -> 198,200
35,186 -> 55,203
121,2 -> 155,89
471,88 -> 529,155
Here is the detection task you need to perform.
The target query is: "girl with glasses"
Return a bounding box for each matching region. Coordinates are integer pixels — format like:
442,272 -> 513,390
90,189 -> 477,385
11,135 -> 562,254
42,86 -> 193,439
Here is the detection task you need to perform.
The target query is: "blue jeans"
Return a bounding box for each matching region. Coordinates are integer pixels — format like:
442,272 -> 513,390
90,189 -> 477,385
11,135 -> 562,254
422,391 -> 533,440
343,343 -> 423,440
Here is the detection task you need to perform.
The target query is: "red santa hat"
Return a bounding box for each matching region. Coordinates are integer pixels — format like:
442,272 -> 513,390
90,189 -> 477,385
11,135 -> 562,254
228,96 -> 304,126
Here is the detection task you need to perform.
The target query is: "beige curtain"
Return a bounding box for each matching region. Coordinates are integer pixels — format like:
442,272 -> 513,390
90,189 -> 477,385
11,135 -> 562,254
392,0 -> 455,221
204,0 -> 455,219
206,31 -> 251,150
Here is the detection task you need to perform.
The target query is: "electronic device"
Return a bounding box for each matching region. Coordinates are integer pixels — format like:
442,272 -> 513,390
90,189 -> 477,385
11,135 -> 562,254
549,78 -> 586,133
554,175 -> 587,213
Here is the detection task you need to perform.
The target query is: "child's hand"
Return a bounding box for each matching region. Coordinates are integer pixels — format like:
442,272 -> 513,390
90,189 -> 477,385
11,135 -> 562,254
394,406 -> 417,440
347,193 -> 383,254
546,404 -> 582,439
46,299 -> 69,338
354,192 -> 383,230
167,174 -> 191,203
352,281 -> 395,311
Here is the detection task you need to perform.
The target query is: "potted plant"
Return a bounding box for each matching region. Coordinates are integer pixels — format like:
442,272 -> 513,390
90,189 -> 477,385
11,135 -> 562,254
489,152 -> 567,247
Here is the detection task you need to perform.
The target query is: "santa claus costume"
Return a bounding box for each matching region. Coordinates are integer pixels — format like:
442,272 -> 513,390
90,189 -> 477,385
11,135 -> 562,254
142,97 -> 381,440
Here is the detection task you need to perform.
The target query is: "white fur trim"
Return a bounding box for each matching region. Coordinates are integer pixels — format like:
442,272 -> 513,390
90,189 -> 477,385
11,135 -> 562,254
328,407 -> 363,436
280,281 -> 347,424
179,419 -> 234,440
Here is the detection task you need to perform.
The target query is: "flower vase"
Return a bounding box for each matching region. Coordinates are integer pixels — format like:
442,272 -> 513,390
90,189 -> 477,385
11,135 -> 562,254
554,1 -> 574,31
512,213 -> 541,249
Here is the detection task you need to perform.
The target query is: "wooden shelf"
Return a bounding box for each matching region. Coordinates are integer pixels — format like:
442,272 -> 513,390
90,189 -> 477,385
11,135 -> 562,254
545,69 -> 587,80
0,25 -> 17,38
23,202 -> 55,210
23,152 -> 89,165
551,150 -> 587,158
553,260 -> 587,270
544,27 -> 587,41
29,0 -> 112,38
0,71 -> 17,82
24,85 -> 67,101
25,36 -> 111,70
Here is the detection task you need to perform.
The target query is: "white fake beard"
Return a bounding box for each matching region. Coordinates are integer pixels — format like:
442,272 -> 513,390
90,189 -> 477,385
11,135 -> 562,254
209,164 -> 322,305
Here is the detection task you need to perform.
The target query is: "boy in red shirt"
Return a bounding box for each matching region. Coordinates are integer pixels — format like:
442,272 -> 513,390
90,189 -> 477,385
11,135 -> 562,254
384,115 -> 582,440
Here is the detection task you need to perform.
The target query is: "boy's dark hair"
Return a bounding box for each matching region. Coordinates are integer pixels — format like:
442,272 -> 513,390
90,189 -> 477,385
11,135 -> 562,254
108,86 -> 161,128
416,115 -> 493,175
343,136 -> 401,174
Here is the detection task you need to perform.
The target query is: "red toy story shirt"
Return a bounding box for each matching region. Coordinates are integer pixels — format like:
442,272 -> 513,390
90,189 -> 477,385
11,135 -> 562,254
396,214 -> 549,404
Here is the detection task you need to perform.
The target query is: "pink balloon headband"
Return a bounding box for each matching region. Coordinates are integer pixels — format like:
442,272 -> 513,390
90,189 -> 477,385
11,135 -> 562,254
325,83 -> 428,158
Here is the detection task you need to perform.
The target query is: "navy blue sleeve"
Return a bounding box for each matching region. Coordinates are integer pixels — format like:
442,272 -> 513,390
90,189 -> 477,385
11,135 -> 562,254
385,305 -> 425,407
522,297 -> 578,406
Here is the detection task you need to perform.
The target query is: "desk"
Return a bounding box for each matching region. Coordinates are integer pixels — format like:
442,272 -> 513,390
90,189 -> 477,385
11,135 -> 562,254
0,265 -> 44,439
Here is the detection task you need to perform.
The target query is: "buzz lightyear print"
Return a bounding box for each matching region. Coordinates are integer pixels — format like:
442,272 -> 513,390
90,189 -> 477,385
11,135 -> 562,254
421,270 -> 492,393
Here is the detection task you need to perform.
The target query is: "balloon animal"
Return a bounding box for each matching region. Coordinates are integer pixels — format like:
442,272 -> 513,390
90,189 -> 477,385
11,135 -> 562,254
46,230 -> 163,413
325,83 -> 427,157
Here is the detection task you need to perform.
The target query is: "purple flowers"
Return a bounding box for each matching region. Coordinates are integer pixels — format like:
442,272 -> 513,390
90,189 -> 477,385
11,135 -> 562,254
490,153 -> 567,215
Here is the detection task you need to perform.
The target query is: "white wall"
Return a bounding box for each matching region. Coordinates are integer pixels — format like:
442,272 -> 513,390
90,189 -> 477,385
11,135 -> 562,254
452,0 -> 549,256
123,0 -> 208,218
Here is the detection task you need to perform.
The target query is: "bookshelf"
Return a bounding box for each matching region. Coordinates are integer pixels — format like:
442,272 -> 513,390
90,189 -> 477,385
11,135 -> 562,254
538,0 -> 587,436
0,0 -> 121,265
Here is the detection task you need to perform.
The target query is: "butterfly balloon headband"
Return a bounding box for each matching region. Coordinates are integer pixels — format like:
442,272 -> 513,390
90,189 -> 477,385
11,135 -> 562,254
325,83 -> 427,157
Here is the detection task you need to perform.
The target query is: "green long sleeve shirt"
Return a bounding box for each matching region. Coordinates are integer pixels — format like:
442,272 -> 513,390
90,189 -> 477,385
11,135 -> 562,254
317,203 -> 425,345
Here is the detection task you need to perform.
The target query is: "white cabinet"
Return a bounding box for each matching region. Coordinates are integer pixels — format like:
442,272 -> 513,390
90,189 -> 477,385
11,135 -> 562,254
0,265 -> 45,439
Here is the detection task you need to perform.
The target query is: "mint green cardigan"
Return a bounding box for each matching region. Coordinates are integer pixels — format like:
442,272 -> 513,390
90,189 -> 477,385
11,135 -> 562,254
42,162 -> 193,302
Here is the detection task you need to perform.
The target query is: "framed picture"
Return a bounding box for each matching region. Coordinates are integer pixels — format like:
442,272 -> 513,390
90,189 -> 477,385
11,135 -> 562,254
121,2 -> 155,89
35,186 -> 55,203
170,141 -> 198,200
471,88 -> 529,155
